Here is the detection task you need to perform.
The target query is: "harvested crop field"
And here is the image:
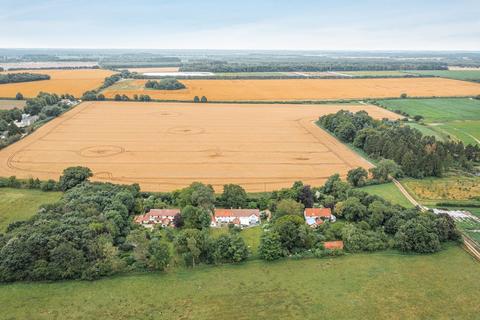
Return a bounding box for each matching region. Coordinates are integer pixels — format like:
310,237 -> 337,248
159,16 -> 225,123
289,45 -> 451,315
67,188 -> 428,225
0,101 -> 400,192
0,99 -> 26,110
0,69 -> 115,98
102,77 -> 480,101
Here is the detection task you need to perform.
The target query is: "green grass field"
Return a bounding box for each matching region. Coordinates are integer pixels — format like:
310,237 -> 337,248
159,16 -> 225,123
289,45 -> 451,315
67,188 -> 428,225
404,122 -> 448,141
0,188 -> 62,231
359,183 -> 414,208
437,120 -> 480,145
0,245 -> 477,320
408,70 -> 480,81
377,98 -> 480,145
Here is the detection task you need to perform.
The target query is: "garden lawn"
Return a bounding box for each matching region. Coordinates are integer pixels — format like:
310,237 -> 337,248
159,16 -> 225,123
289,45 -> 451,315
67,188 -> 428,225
0,245 -> 477,320
359,183 -> 414,208
0,188 -> 62,231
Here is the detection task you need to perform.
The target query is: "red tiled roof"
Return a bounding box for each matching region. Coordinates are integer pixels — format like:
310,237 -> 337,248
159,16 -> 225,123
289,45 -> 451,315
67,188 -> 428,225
148,209 -> 180,217
304,208 -> 331,218
324,241 -> 344,250
134,215 -> 146,223
214,209 -> 260,218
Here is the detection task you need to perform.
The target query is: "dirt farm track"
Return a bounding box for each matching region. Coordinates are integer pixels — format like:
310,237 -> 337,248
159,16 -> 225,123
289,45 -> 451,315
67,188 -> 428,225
0,101 -> 400,192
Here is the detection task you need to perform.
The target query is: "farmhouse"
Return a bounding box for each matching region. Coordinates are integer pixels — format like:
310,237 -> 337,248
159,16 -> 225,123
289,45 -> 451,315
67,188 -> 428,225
212,209 -> 261,227
304,208 -> 336,227
134,208 -> 180,228
14,114 -> 39,128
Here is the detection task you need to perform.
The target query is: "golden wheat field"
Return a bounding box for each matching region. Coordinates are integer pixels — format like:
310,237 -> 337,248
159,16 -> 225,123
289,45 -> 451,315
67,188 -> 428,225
0,69 -> 115,98
102,77 -> 480,101
126,67 -> 180,73
0,101 -> 400,192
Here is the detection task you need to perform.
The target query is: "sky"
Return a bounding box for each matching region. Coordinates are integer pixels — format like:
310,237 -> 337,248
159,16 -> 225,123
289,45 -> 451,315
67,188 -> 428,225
1,0 -> 479,50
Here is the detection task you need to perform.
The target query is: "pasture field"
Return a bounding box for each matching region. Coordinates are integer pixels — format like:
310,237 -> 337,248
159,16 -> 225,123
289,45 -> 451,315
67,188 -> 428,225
402,176 -> 480,206
404,122 -> 447,141
408,70 -> 480,81
377,98 -> 480,145
0,99 -> 26,110
0,69 -> 115,98
0,188 -> 62,231
359,183 -> 414,208
0,101 -> 399,192
101,77 -> 480,102
0,245 -> 478,320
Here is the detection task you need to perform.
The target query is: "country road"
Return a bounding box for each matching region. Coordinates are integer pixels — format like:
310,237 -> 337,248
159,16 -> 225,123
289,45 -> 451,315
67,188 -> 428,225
392,178 -> 428,211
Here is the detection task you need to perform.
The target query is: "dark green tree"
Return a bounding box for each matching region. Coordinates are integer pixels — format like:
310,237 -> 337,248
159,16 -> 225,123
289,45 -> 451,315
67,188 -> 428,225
58,166 -> 93,191
147,239 -> 170,271
347,167 -> 368,187
181,205 -> 211,230
219,184 -> 248,208
258,231 -> 283,261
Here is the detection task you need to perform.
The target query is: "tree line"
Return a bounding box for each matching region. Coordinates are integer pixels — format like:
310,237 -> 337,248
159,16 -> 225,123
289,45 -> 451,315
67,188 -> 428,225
319,110 -> 480,178
0,73 -> 50,84
180,61 -> 448,73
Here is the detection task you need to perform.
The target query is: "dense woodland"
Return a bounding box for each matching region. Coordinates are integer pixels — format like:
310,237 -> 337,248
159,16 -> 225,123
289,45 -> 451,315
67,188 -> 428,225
0,73 -> 50,84
0,166 -> 460,282
319,110 -> 480,178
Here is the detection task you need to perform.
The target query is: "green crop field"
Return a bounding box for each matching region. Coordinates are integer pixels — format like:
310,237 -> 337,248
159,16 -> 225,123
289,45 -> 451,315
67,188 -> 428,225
377,98 -> 480,144
0,188 -> 62,231
437,120 -> 480,145
378,98 -> 480,122
408,70 -> 480,81
343,71 -> 416,77
0,245 -> 477,320
359,183 -> 414,208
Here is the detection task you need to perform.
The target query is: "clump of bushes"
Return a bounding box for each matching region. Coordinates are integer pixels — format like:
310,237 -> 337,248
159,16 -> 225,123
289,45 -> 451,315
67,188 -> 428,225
145,78 -> 185,90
